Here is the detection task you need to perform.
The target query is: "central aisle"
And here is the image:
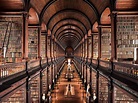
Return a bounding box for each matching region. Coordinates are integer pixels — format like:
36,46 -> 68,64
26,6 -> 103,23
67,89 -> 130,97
51,62 -> 87,103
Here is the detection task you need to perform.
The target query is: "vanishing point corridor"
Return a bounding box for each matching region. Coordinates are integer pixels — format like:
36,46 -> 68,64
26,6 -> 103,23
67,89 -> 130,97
51,62 -> 87,103
0,0 -> 138,103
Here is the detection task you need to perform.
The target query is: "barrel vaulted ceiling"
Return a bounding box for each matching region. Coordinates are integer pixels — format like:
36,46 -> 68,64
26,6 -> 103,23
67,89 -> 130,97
0,0 -> 138,49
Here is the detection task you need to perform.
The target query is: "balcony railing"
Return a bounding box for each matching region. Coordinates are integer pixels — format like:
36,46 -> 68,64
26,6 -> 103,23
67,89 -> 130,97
0,57 -> 64,84
0,62 -> 26,79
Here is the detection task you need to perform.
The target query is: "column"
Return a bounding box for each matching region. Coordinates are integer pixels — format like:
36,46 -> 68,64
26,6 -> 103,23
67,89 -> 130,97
45,33 -> 49,63
108,77 -> 113,103
90,67 -> 92,96
40,71 -> 43,103
53,64 -> 55,84
22,13 -> 29,60
50,36 -> 53,62
98,27 -> 102,58
111,13 -> 117,60
91,34 -> 94,59
96,71 -> 99,103
47,67 -> 49,93
38,26 -> 41,58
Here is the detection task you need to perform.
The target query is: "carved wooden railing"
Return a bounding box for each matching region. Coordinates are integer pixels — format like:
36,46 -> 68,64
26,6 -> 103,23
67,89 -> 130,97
0,57 -> 65,83
113,62 -> 138,78
0,62 -> 26,79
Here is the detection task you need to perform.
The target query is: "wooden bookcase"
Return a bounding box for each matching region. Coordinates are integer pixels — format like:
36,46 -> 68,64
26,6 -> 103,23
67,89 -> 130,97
93,35 -> 98,59
47,36 -> 51,58
41,34 -> 46,59
28,27 -> 38,60
30,75 -> 40,103
2,88 -> 25,103
99,74 -> 108,102
114,86 -> 137,103
42,70 -> 47,93
88,37 -> 92,58
91,70 -> 96,95
0,17 -> 22,63
116,15 -> 138,61
101,28 -> 111,59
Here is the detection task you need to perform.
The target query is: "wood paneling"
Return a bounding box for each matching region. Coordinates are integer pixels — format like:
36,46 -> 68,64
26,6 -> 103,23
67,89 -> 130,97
43,0 -> 96,27
30,0 -> 50,14
28,8 -> 39,24
90,0 -> 110,14
100,8 -> 111,24
116,0 -> 138,10
46,11 -> 91,31
0,0 -> 23,11
52,20 -> 86,36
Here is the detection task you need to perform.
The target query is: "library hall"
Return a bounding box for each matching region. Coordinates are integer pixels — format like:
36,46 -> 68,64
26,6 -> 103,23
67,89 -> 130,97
0,0 -> 138,103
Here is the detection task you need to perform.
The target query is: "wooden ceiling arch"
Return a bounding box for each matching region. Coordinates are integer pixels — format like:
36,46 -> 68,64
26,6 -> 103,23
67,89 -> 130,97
59,37 -> 79,48
100,7 -> 111,24
28,8 -> 39,25
58,33 -> 80,43
51,18 -> 87,35
92,21 -> 98,33
57,31 -> 81,42
40,0 -> 98,25
56,29 -> 82,40
54,24 -> 84,38
41,22 -> 47,32
47,9 -> 92,30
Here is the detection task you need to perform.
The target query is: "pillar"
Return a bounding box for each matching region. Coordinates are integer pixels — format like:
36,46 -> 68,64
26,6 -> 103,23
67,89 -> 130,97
22,13 -> 29,60
40,70 -> 43,103
96,71 -> 99,103
98,27 -> 102,58
47,67 -> 49,93
91,34 -> 94,59
108,77 -> 113,103
111,13 -> 117,60
38,26 -> 41,58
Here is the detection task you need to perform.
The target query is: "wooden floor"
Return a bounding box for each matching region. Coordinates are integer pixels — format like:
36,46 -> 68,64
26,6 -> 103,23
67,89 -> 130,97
51,63 -> 87,103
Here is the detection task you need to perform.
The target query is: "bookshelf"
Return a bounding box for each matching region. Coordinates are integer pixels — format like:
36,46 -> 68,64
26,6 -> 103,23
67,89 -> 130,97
99,75 -> 108,102
93,35 -> 98,59
116,15 -> 138,61
101,28 -> 111,59
42,70 -> 47,93
41,34 -> 46,59
28,28 -> 38,60
91,70 -> 96,95
2,88 -> 25,103
0,17 -> 22,63
114,86 -> 137,103
88,38 -> 92,58
47,37 -> 51,58
30,76 -> 40,102
87,67 -> 90,83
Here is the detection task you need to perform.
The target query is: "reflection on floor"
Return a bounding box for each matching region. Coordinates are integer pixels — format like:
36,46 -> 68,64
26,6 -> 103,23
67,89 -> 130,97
51,63 -> 87,103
